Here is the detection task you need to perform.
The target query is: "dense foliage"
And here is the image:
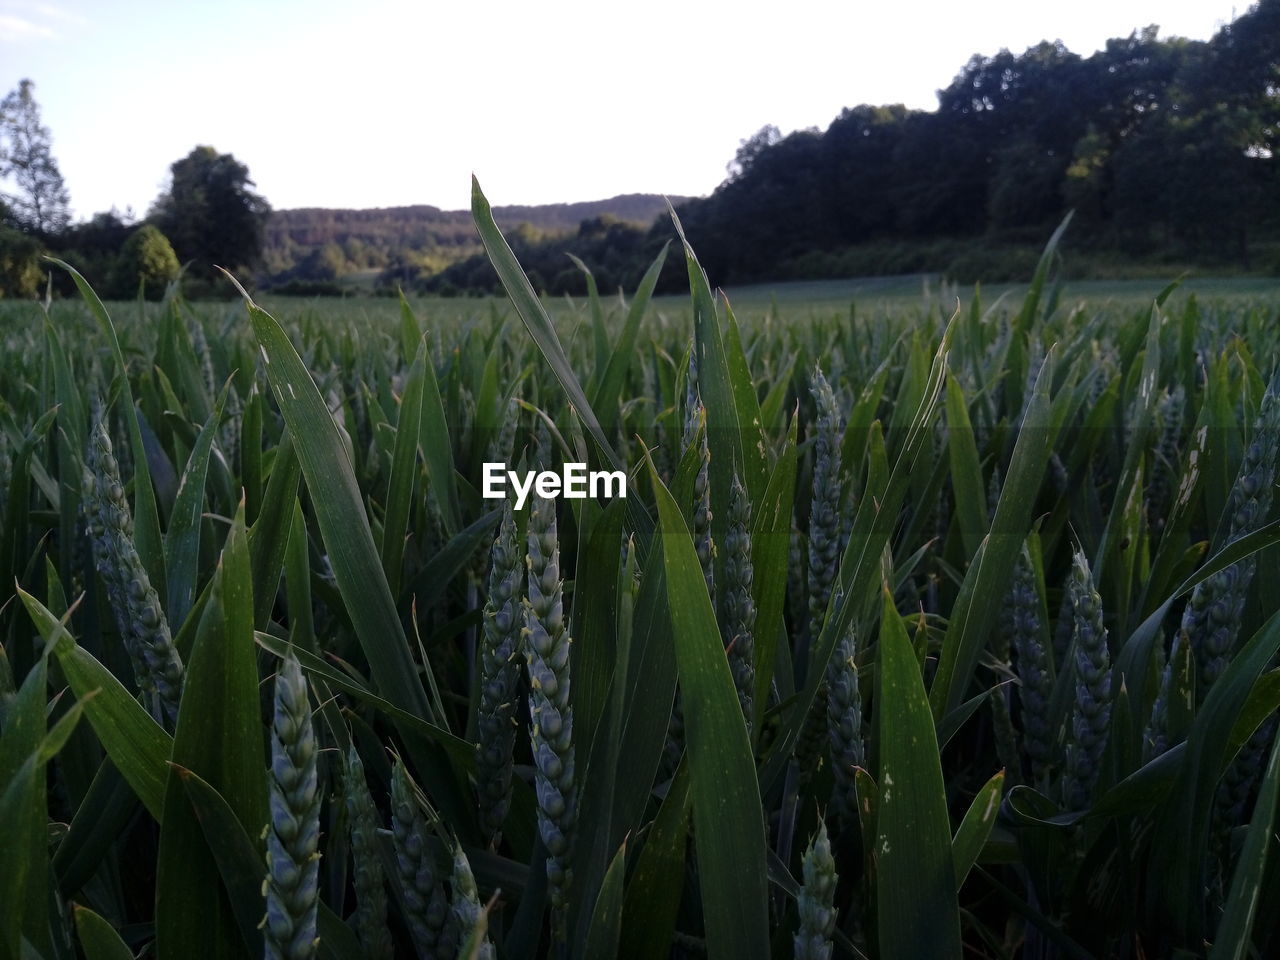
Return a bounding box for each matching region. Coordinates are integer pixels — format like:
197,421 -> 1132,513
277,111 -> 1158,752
1,194 -> 1279,959
665,1 -> 1280,283
150,146 -> 272,281
424,2 -> 1280,296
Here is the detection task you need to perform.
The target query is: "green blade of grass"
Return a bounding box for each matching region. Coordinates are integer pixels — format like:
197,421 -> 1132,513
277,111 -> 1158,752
750,410 -> 798,734
248,431 -> 301,630
399,296 -> 459,536
381,335 -> 427,595
163,381 -> 229,629
156,503 -> 266,960
222,275 -> 432,722
1150,609 -> 1280,948
471,178 -> 621,474
251,630 -> 477,767
1114,518 -> 1280,753
582,840 -> 627,960
0,658 -> 48,960
619,759 -> 691,960
1210,725 -> 1280,960
591,244 -> 668,435
944,371 -> 987,559
72,905 -> 134,960
647,453 -> 769,960
471,177 -> 655,553
177,765 -> 363,960
566,252 -> 609,397
47,257 -> 166,603
930,346 -> 1060,721
20,588 -> 171,819
876,586 -> 962,960
670,205 -> 745,585
953,769 -> 1005,889
722,299 -> 770,502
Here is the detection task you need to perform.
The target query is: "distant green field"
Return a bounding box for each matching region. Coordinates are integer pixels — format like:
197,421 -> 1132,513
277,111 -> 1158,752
216,271 -> 1280,332
697,273 -> 1280,315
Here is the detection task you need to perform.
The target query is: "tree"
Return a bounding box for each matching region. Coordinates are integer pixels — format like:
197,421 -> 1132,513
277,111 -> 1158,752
0,79 -> 71,236
0,224 -> 45,298
150,146 -> 271,276
114,224 -> 180,299
726,125 -> 782,181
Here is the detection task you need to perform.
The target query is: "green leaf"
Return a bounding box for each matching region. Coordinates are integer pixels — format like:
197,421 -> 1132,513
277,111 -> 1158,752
1151,609 -> 1280,948
1115,518 -> 1280,752
248,431 -> 301,630
0,657 -> 47,960
471,178 -> 621,474
400,507 -> 503,611
240,384 -> 263,524
177,765 -> 362,960
944,371 -> 987,558
157,503 -> 266,960
568,497 -> 625,794
647,454 -> 769,960
53,760 -> 138,897
400,296 -> 459,536
1013,211 -> 1071,336
876,587 -> 962,960
1095,305 -> 1162,616
251,631 -> 476,767
471,178 -> 655,556
953,770 -> 1004,889
1210,725 -> 1280,960
619,760 -> 691,960
164,381 -> 229,628
582,840 -> 627,960
567,253 -> 609,396
671,207 -> 745,590
721,299 -> 769,503
72,905 -> 135,960
930,346 -> 1059,720
20,588 -> 171,819
47,257 -> 166,603
591,244 -> 668,434
381,335 -> 427,594
0,760 -> 37,960
223,276 -> 432,722
750,411 -> 798,734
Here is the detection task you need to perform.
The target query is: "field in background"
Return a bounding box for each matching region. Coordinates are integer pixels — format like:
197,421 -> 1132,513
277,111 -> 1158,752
247,272 -> 1280,324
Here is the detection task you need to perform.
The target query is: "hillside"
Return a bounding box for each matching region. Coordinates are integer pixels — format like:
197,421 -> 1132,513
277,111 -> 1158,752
262,193 -> 688,283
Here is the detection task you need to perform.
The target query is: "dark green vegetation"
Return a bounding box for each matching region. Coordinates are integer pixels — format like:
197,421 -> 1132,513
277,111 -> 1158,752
2,186 -> 1280,959
661,0 -> 1280,286
376,2 -> 1280,298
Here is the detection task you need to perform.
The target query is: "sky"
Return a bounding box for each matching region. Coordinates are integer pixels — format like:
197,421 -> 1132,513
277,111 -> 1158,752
0,0 -> 1248,220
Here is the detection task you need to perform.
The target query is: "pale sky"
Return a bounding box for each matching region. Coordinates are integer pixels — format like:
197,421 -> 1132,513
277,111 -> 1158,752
0,0 -> 1246,221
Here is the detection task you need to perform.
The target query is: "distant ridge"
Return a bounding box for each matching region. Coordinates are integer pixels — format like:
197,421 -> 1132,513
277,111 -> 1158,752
265,194 -> 688,250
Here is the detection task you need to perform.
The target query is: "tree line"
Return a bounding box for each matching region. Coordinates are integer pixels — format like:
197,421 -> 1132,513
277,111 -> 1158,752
429,1 -> 1280,295
668,2 -> 1280,285
1,82 -> 270,299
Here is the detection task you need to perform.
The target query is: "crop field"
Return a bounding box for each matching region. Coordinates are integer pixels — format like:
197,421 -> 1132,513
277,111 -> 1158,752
2,189 -> 1280,960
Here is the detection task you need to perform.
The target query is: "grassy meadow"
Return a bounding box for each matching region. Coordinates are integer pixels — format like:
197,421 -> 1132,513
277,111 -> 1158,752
1,192 -> 1280,960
